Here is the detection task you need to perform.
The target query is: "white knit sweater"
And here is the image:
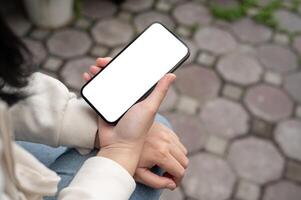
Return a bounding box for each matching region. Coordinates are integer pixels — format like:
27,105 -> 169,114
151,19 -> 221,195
0,72 -> 136,200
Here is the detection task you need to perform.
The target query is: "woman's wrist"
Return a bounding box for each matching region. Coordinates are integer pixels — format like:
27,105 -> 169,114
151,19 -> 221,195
97,142 -> 144,176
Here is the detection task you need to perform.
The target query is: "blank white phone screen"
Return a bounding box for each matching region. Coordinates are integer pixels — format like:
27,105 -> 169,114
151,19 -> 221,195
82,23 -> 189,123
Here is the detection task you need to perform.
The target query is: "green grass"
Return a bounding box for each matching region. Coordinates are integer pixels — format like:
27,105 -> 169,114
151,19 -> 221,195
209,0 -> 301,29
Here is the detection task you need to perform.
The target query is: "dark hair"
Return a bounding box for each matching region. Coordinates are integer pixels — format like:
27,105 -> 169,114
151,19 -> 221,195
0,13 -> 33,105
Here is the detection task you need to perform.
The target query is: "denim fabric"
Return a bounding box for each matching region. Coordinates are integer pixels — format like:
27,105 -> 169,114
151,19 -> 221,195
17,114 -> 172,200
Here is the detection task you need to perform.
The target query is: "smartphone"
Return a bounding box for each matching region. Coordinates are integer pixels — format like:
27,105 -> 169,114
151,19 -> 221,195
81,22 -> 189,124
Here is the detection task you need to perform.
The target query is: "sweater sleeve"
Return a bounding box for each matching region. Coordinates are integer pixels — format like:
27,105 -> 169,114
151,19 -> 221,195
9,72 -> 98,151
58,157 -> 136,200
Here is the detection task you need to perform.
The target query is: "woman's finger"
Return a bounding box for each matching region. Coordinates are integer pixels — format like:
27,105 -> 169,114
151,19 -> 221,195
170,143 -> 189,169
142,73 -> 176,112
134,168 -> 176,190
83,72 -> 91,82
157,154 -> 185,186
96,57 -> 112,67
89,65 -> 102,75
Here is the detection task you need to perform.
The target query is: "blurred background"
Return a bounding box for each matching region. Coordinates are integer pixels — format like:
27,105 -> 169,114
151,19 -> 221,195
1,0 -> 301,200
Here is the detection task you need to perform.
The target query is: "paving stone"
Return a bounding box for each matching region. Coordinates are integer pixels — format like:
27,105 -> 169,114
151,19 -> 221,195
263,181 -> 301,200
92,19 -> 134,47
156,1 -> 172,12
82,0 -> 117,19
61,57 -> 95,89
176,96 -> 199,115
30,29 -> 49,40
296,105 -> 301,118
284,71 -> 301,103
43,57 -> 63,71
90,45 -> 109,58
222,84 -> 243,100
176,26 -> 192,38
275,119 -> 301,161
228,137 -> 285,184
197,52 -> 216,67
293,35 -> 301,56
47,29 -> 91,58
182,38 -> 197,64
231,18 -> 272,44
251,119 -> 273,138
235,180 -> 260,200
7,15 -> 31,36
122,0 -> 154,12
244,85 -> 294,122
217,53 -> 263,85
200,98 -> 249,139
175,65 -> 221,108
134,11 -> 175,32
160,0 -> 185,4
195,27 -> 238,55
117,11 -> 132,21
204,134 -> 228,156
159,85 -> 178,112
183,153 -> 236,200
286,160 -> 301,183
264,71 -> 283,86
236,44 -> 256,56
74,18 -> 92,30
23,38 -> 47,66
165,113 -> 208,153
256,44 -> 298,74
273,33 -> 290,45
173,2 -> 211,26
209,0 -> 239,8
275,10 -> 301,33
160,188 -> 184,200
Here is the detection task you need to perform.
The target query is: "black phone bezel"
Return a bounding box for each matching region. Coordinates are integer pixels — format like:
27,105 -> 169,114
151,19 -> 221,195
81,22 -> 190,125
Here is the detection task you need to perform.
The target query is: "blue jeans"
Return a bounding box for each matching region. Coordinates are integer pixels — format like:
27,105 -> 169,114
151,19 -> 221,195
17,114 -> 172,200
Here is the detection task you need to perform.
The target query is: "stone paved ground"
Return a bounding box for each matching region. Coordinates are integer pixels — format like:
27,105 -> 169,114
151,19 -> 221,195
4,0 -> 301,199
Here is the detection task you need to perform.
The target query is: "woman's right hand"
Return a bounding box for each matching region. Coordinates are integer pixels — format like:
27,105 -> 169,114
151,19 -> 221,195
96,73 -> 176,176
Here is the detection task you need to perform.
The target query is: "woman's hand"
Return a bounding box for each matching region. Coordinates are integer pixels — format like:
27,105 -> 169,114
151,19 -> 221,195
134,122 -> 188,190
83,57 -> 176,176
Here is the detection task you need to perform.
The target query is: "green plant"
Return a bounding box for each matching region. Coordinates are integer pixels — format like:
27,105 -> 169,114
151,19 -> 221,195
74,0 -> 82,19
253,0 -> 282,28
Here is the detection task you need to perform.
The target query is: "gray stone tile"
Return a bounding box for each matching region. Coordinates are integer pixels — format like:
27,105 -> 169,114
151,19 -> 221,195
251,119 -> 273,139
231,18 -> 272,44
175,65 -> 221,108
275,119 -> 301,161
194,27 -> 238,55
217,53 -> 263,85
293,35 -> 301,56
24,38 -> 47,66
228,137 -> 285,184
92,19 -> 134,47
284,72 -> 301,103
204,134 -> 228,156
160,188 -> 184,200
244,85 -> 294,122
256,44 -> 298,74
90,45 -> 109,58
122,0 -> 154,12
197,52 -> 216,67
82,0 -> 117,19
183,153 -> 236,200
61,57 -> 95,89
222,84 -> 243,100
7,14 -> 31,36
43,57 -> 63,71
275,10 -> 301,33
173,2 -> 211,26
176,96 -> 199,115
263,181 -> 301,200
235,180 -> 260,200
264,71 -> 283,86
200,98 -> 250,139
134,11 -> 175,32
47,29 -> 91,58
164,113 -> 208,153
30,28 -> 50,40
181,38 -> 197,64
